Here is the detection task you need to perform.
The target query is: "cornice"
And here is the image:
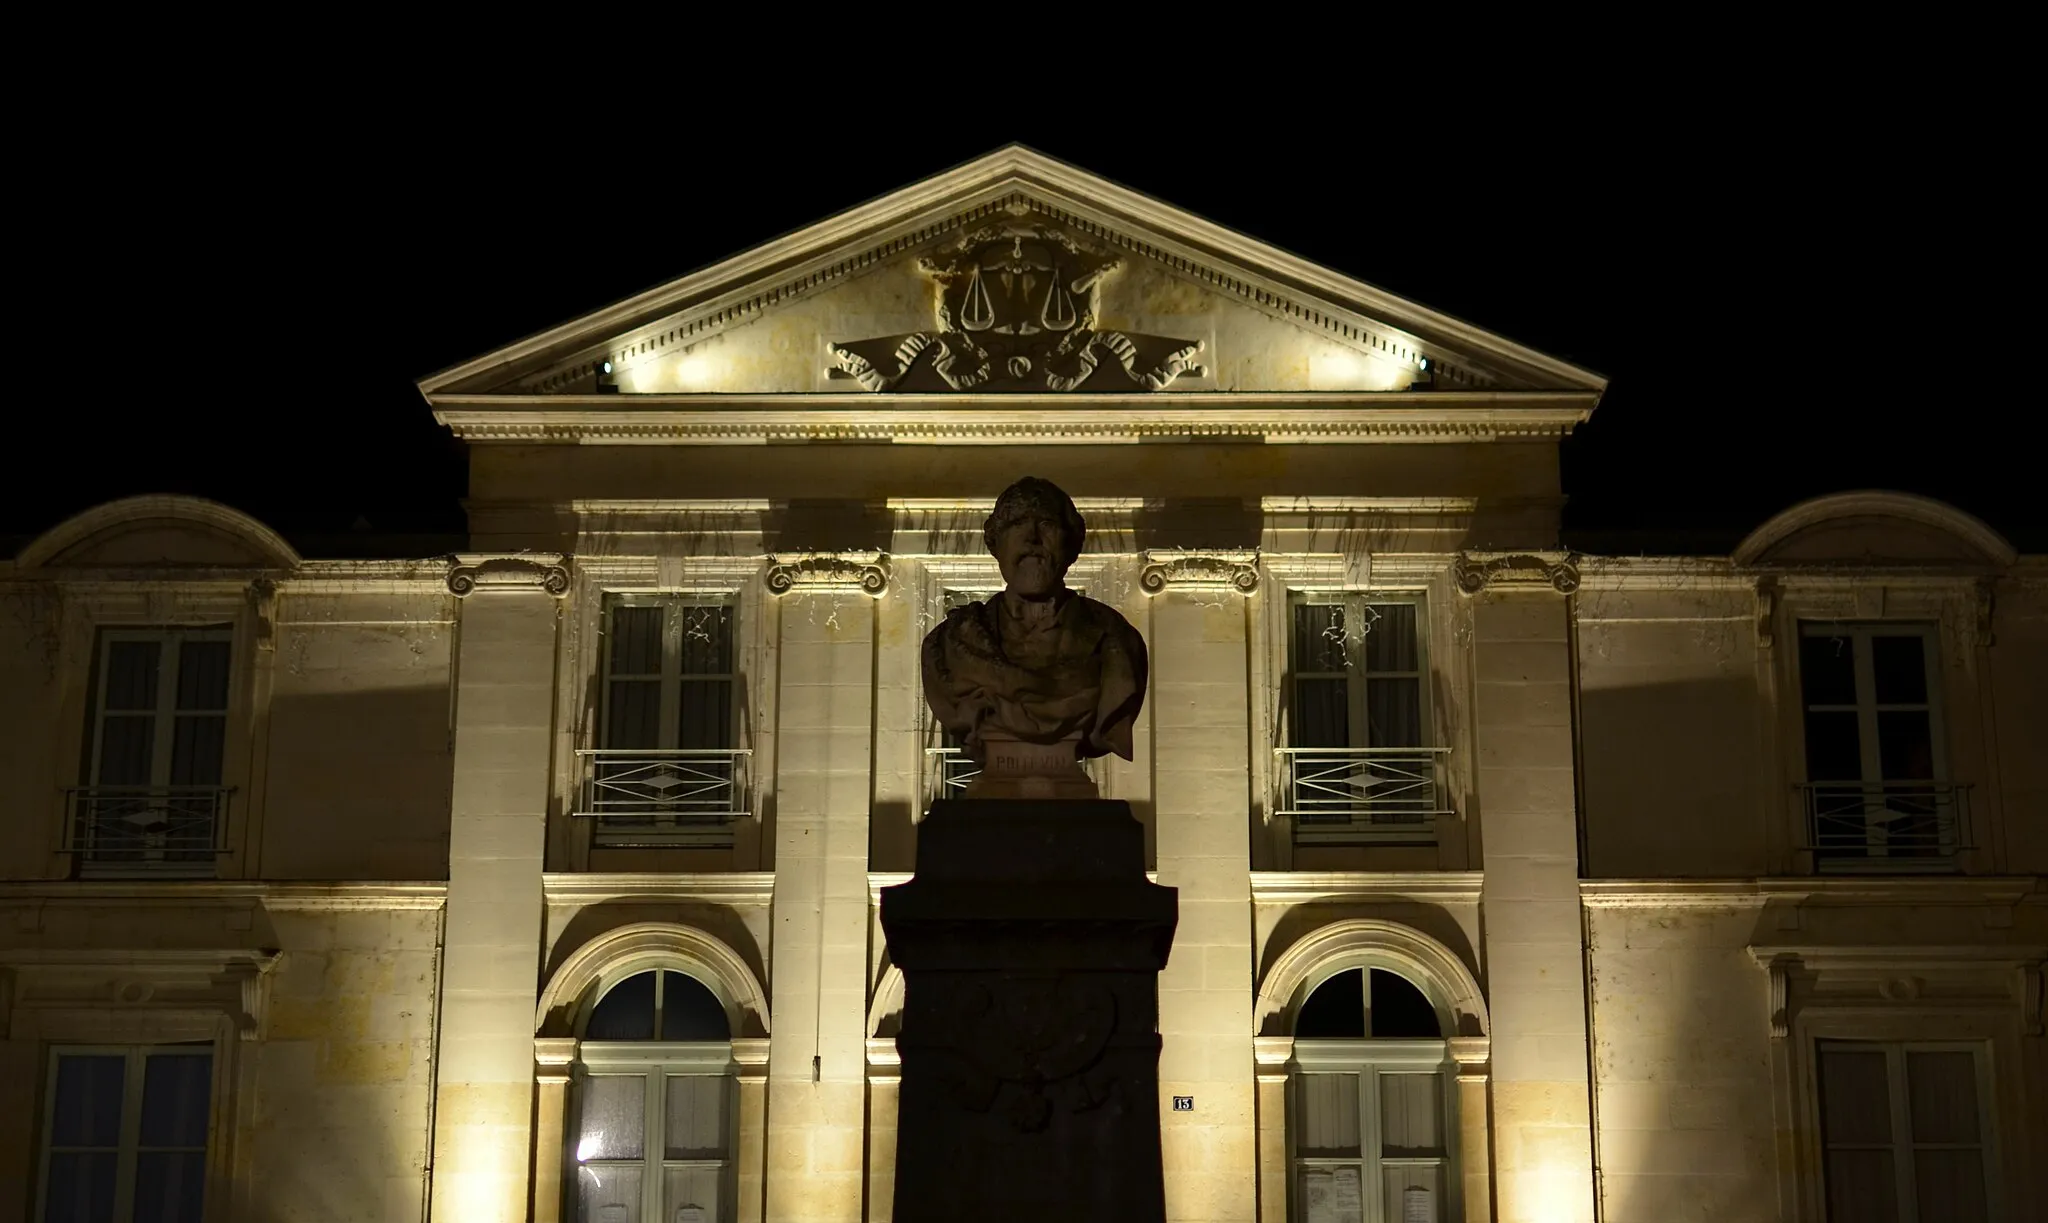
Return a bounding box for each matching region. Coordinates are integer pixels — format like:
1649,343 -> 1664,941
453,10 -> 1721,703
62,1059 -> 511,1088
15,495 -> 300,572
1735,491 -> 2017,569
1250,871 -> 1485,905
0,882 -> 447,910
1581,878 -> 2040,909
418,148 -> 1606,398
430,392 -> 1596,445
541,872 -> 777,907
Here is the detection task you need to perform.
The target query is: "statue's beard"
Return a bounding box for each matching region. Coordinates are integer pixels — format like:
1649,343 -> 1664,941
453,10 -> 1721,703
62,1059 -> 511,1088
1007,553 -> 1060,597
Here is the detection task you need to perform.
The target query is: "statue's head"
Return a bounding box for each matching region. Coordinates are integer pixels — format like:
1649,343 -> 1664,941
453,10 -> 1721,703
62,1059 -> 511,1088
984,477 -> 1085,599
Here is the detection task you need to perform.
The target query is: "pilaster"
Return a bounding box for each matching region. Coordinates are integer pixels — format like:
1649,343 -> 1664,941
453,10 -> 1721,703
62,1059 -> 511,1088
863,1037 -> 901,1223
1465,573 -> 1595,1223
765,597 -> 875,1222
1151,592 -> 1256,1223
531,1036 -> 577,1223
1252,1036 -> 1292,1223
429,556 -> 563,1223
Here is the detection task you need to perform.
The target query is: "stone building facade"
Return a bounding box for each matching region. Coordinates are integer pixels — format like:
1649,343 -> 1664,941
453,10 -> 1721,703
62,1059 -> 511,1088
2,147 -> 2041,1223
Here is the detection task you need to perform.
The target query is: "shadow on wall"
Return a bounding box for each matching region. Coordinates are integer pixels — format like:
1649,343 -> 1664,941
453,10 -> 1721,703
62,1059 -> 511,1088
1134,499 -> 1260,551
763,501 -> 893,554
1577,676 -> 1768,878
260,686 -> 455,881
1588,905 -> 1779,1223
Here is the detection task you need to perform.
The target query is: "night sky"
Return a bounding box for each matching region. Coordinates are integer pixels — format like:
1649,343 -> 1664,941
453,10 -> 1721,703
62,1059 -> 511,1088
12,116 -> 2031,557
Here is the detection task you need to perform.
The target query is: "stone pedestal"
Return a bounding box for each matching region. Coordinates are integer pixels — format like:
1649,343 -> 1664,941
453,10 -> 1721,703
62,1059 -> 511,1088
880,798 -> 1178,1223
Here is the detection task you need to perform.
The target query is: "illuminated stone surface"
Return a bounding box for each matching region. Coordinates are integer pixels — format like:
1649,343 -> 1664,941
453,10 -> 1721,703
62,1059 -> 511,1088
0,149 -> 2042,1223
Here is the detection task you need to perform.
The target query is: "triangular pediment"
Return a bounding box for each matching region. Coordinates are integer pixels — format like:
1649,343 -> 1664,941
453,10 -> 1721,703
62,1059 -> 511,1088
420,146 -> 1604,401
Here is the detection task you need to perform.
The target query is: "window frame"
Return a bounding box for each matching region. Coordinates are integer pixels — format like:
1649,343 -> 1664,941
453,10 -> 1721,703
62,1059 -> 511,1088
34,1043 -> 216,1223
1289,1038 -> 1460,1223
572,969 -> 741,1223
1813,1038 -> 2000,1223
599,594 -> 740,753
1795,621 -> 1957,867
1284,591 -> 1431,752
1796,622 -> 1950,790
78,626 -> 237,879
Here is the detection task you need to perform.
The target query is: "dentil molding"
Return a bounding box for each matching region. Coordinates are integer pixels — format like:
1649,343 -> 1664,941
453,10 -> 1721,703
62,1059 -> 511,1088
448,553 -> 571,598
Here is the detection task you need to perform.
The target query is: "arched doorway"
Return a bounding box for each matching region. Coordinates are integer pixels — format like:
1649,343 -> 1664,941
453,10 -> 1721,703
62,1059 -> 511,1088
1290,967 -> 1455,1222
1253,920 -> 1491,1223
532,923 -> 772,1223
570,969 -> 736,1223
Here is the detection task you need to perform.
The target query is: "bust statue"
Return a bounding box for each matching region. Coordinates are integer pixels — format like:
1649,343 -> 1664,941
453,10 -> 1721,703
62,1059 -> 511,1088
921,478 -> 1148,788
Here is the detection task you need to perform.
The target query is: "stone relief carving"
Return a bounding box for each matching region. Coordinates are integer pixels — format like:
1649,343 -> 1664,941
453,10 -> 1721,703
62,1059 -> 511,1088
1138,549 -> 1259,596
763,551 -> 890,598
1452,551 -> 1581,596
447,553 -> 571,598
927,975 -> 1121,1133
827,216 -> 1207,393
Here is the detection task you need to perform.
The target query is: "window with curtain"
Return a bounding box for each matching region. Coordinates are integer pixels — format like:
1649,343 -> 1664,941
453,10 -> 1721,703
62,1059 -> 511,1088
1817,1040 -> 1993,1223
1798,623 -> 1952,865
1290,968 -> 1454,1223
601,597 -> 738,751
1288,595 -> 1426,750
80,628 -> 233,875
573,971 -> 736,1223
37,1044 -> 212,1223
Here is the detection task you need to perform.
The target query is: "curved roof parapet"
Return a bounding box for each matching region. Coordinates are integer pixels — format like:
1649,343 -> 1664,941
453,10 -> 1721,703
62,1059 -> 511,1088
13,495 -> 301,571
1733,491 -> 2017,570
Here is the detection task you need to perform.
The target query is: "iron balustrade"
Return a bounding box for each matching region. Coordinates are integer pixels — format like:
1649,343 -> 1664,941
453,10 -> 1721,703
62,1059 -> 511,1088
63,786 -> 232,877
1799,780 -> 1970,870
574,749 -> 750,847
924,746 -> 1099,798
1275,747 -> 1451,845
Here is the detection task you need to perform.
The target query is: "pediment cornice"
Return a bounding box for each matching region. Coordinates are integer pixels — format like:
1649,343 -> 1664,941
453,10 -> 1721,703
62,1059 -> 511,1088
419,147 -> 1606,401
433,390 -> 1594,444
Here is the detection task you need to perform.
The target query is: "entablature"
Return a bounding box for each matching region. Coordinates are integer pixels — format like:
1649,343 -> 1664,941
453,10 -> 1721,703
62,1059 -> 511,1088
431,391 -> 1596,445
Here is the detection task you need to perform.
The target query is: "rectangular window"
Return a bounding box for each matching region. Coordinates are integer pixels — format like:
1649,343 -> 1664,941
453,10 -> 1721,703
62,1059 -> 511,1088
1817,1040 -> 1994,1223
37,1045 -> 213,1223
1288,594 -> 1425,749
601,597 -> 737,751
1282,594 -> 1442,844
574,1064 -> 735,1223
584,597 -> 744,847
75,628 -> 234,876
1798,623 -> 1957,866
1292,1043 -> 1453,1223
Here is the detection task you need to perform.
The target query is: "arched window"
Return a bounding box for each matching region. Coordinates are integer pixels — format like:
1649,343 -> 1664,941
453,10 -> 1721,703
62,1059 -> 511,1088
1291,968 -> 1457,1223
572,970 -> 735,1223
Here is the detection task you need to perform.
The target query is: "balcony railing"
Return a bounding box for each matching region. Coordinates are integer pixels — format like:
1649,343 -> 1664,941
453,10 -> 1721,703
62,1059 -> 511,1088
63,786 -> 232,877
1276,747 -> 1451,845
574,749 -> 750,847
925,746 -> 1099,798
1800,781 -> 1970,871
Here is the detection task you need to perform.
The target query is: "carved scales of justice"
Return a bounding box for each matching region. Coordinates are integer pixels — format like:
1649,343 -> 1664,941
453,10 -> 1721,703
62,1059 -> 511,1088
827,220 -> 1207,394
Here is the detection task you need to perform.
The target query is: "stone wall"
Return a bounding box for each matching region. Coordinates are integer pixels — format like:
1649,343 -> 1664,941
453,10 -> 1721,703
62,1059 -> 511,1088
244,904 -> 443,1222
1585,903 -> 1778,1223
261,589 -> 455,880
1576,585 -> 1768,878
